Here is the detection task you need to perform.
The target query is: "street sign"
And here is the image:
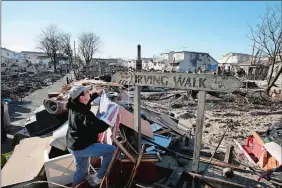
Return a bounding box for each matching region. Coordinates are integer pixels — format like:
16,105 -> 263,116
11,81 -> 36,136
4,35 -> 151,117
113,72 -> 243,93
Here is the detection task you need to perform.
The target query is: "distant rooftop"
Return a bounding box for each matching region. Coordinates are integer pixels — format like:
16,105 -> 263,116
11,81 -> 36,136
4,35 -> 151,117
92,58 -> 118,61
160,51 -> 209,55
21,51 -> 46,55
1,47 -> 19,53
223,52 -> 252,57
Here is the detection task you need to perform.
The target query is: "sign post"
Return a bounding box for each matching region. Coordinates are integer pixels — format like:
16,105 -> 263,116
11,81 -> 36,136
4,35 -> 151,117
134,45 -> 142,152
192,90 -> 206,172
113,57 -> 243,172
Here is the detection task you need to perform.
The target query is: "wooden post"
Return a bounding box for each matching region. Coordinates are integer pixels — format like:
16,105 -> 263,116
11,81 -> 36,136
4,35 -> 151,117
192,91 -> 206,173
134,44 -> 142,152
224,145 -> 234,164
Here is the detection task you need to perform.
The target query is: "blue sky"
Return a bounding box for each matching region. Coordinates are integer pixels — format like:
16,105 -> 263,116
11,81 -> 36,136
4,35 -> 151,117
2,1 -> 281,60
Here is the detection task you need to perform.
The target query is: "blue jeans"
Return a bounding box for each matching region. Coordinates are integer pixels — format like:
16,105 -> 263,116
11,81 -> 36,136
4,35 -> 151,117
68,143 -> 116,185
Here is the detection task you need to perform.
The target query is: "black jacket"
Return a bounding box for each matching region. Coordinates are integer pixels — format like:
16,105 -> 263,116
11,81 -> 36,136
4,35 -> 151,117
66,93 -> 109,150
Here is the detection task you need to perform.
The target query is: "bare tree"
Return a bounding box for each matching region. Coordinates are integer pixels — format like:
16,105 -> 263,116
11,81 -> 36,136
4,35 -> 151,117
60,33 -> 73,69
248,5 -> 282,95
72,55 -> 84,80
38,24 -> 62,72
78,32 -> 100,65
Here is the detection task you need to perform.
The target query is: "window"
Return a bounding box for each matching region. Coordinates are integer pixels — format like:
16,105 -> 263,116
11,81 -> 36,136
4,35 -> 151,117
7,52 -> 9,56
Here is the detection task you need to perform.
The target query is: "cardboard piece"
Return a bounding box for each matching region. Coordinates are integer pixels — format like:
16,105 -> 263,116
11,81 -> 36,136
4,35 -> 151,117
119,107 -> 154,138
1,136 -> 52,187
264,142 -> 282,165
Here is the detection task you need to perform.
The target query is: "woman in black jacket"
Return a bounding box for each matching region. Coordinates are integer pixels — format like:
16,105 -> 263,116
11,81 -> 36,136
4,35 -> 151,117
66,86 -> 116,186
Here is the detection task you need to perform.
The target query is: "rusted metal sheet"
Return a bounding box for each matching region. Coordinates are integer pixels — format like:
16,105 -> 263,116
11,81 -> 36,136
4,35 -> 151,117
113,72 -> 243,92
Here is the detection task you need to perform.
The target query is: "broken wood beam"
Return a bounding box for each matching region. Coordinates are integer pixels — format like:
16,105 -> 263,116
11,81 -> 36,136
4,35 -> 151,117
112,136 -> 136,163
120,158 -> 159,163
100,148 -> 120,188
186,172 -> 245,188
252,131 -> 264,146
126,141 -> 138,155
155,128 -> 172,135
128,145 -> 145,187
224,145 -> 234,163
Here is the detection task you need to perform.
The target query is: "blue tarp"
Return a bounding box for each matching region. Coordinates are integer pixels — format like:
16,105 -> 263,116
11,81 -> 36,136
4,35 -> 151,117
208,64 -> 217,72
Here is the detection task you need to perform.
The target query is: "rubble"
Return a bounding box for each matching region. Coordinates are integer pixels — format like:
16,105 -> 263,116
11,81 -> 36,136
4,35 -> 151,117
2,74 -> 282,188
1,72 -> 64,100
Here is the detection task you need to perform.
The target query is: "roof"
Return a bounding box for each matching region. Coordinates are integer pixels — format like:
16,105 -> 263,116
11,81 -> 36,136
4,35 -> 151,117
1,47 -> 17,53
222,52 -> 252,57
238,58 -> 272,66
92,58 -> 118,61
237,60 -> 252,66
37,56 -> 50,59
160,51 -> 209,55
21,51 -> 46,55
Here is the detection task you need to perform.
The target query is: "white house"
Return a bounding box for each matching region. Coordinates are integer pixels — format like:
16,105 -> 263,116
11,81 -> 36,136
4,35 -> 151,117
123,58 -> 154,70
1,47 -> 25,63
36,55 -> 51,66
1,47 -> 28,73
21,51 -> 46,64
159,51 -> 218,72
91,58 -> 119,73
219,53 -> 253,70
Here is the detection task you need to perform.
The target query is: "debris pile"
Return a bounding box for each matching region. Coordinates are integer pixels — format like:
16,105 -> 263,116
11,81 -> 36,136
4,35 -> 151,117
1,72 -> 64,100
2,77 -> 282,188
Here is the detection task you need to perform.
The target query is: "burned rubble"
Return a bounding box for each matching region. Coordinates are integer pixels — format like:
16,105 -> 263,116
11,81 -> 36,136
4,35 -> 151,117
1,72 -> 282,188
1,72 -> 65,100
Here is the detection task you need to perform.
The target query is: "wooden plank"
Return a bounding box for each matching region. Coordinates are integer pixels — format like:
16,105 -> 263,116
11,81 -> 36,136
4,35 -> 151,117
252,131 -> 264,146
100,148 -> 120,188
1,136 -> 52,187
224,145 -> 234,163
234,139 -> 257,166
155,128 -> 172,135
187,172 -> 245,188
111,136 -> 136,163
135,44 -> 142,152
141,107 -> 185,136
113,72 -> 243,92
192,91 -> 206,173
128,145 -> 145,187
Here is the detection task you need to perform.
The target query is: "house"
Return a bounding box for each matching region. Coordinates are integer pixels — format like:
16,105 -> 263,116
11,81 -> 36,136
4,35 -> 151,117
1,47 -> 25,63
159,51 -> 218,72
219,53 -> 253,70
36,56 -> 51,66
123,58 -> 155,71
236,53 -> 282,83
21,51 -> 46,64
91,58 -> 119,73
1,47 -> 29,73
142,58 -> 154,71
